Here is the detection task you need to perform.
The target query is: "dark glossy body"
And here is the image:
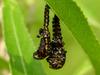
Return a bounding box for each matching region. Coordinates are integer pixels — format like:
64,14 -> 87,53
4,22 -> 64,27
33,5 -> 51,59
46,15 -> 66,69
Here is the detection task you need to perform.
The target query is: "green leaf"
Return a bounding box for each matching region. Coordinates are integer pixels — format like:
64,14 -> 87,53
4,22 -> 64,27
3,0 -> 46,75
75,0 -> 100,25
3,0 -> 100,75
45,0 -> 100,75
29,0 -> 94,75
0,58 -> 9,70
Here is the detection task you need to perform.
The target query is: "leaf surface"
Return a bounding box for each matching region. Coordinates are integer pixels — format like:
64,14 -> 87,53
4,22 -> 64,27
45,0 -> 100,75
3,0 -> 46,75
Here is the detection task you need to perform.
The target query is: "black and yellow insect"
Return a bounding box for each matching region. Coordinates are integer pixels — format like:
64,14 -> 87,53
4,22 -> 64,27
46,15 -> 66,69
33,4 -> 51,59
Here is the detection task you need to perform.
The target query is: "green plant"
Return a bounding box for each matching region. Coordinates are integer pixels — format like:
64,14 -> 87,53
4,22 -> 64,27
2,0 -> 100,75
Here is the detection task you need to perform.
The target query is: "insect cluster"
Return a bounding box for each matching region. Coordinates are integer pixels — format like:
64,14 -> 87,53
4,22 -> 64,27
33,4 -> 50,59
33,4 -> 66,69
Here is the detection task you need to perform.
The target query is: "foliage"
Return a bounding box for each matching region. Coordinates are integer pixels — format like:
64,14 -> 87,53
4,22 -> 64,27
2,0 -> 100,75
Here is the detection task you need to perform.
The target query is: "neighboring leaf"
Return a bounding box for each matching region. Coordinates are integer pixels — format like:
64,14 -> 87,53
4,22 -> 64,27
3,0 -> 46,75
0,58 -> 9,70
45,0 -> 100,75
75,0 -> 100,25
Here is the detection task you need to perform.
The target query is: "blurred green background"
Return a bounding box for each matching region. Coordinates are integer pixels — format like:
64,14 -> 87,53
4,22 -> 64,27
1,0 -> 100,75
